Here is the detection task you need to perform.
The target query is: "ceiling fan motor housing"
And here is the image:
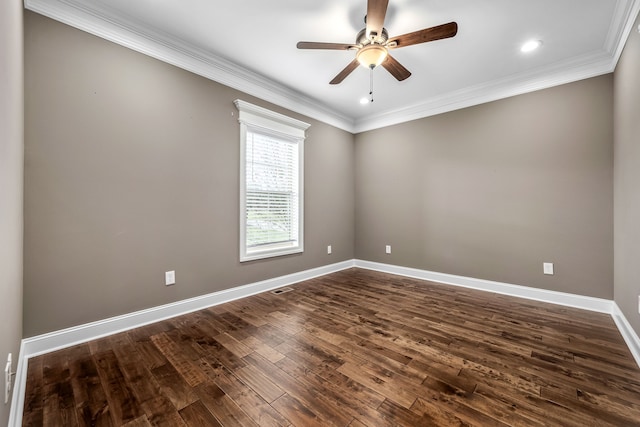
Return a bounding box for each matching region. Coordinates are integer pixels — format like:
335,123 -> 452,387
357,27 -> 389,45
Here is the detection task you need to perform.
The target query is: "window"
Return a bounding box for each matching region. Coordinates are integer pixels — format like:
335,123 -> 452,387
235,100 -> 310,262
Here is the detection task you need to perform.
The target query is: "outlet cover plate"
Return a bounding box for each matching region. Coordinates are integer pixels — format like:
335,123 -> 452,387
327,245 -> 332,255
385,245 -> 391,254
165,270 -> 176,286
543,262 -> 554,275
4,353 -> 12,404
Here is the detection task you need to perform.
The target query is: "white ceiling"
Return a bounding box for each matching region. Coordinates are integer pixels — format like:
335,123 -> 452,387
25,0 -> 640,133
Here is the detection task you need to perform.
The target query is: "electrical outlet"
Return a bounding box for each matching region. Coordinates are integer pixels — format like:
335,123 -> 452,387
165,270 -> 176,286
5,353 -> 13,404
327,245 -> 332,255
638,295 -> 640,315
543,262 -> 554,275
385,245 -> 391,254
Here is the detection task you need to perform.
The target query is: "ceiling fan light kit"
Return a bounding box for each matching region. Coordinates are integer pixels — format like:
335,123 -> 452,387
357,44 -> 388,69
296,0 -> 458,87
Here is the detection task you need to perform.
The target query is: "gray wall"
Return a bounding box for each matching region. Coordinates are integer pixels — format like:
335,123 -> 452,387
614,12 -> 640,337
24,12 -> 355,337
355,76 -> 614,299
0,0 -> 24,422
23,9 -> 623,340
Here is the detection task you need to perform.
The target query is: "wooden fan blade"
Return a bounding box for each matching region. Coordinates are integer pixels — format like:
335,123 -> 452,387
297,41 -> 357,50
366,0 -> 389,40
388,22 -> 458,49
381,54 -> 411,81
330,59 -> 360,85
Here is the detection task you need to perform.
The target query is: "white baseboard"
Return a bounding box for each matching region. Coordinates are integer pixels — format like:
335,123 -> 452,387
612,303 -> 640,368
354,259 -> 614,313
7,341 -> 26,427
9,258 -> 640,426
8,259 -> 355,426
355,259 -> 640,368
20,259 -> 355,359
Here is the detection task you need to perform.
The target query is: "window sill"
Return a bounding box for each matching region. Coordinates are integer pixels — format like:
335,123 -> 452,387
240,245 -> 303,262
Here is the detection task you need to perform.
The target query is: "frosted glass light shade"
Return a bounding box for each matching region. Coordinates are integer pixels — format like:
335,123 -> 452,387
357,44 -> 388,68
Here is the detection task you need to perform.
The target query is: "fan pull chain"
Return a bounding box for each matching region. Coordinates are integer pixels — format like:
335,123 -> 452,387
369,66 -> 374,103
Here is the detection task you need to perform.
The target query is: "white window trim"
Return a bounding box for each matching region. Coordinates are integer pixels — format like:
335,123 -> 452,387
235,100 -> 310,262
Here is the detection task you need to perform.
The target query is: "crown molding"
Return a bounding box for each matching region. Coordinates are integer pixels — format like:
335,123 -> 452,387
25,0 -> 640,134
355,0 -> 640,132
353,50 -> 614,133
24,0 -> 356,133
607,0 -> 640,61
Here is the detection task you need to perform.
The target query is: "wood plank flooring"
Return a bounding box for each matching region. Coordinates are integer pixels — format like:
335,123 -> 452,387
22,268 -> 640,426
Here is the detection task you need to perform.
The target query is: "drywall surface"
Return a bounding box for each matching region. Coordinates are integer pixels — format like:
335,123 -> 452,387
614,11 -> 640,337
23,12 -> 354,336
355,75 -> 614,299
23,8 -> 620,337
0,0 -> 24,422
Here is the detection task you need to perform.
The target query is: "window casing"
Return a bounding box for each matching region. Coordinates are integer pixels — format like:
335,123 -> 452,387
235,100 -> 310,262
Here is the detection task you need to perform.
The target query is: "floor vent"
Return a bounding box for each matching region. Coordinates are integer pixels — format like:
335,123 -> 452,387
271,287 -> 294,295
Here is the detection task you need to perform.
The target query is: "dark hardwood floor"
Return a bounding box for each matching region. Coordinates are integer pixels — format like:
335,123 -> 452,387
22,268 -> 640,426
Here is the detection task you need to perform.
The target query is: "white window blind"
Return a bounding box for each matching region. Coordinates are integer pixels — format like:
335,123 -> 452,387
235,100 -> 310,262
245,131 -> 299,249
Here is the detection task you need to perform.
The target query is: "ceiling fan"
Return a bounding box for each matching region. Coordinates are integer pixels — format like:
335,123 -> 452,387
296,0 -> 458,85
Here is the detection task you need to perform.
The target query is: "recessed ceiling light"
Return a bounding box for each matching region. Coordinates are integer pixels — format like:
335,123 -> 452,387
360,97 -> 370,105
521,40 -> 542,53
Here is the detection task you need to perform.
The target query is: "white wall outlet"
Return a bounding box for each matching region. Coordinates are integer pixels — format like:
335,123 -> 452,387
327,245 -> 332,255
638,295 -> 640,314
5,353 -> 13,404
543,262 -> 554,275
385,245 -> 391,254
165,270 -> 176,286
